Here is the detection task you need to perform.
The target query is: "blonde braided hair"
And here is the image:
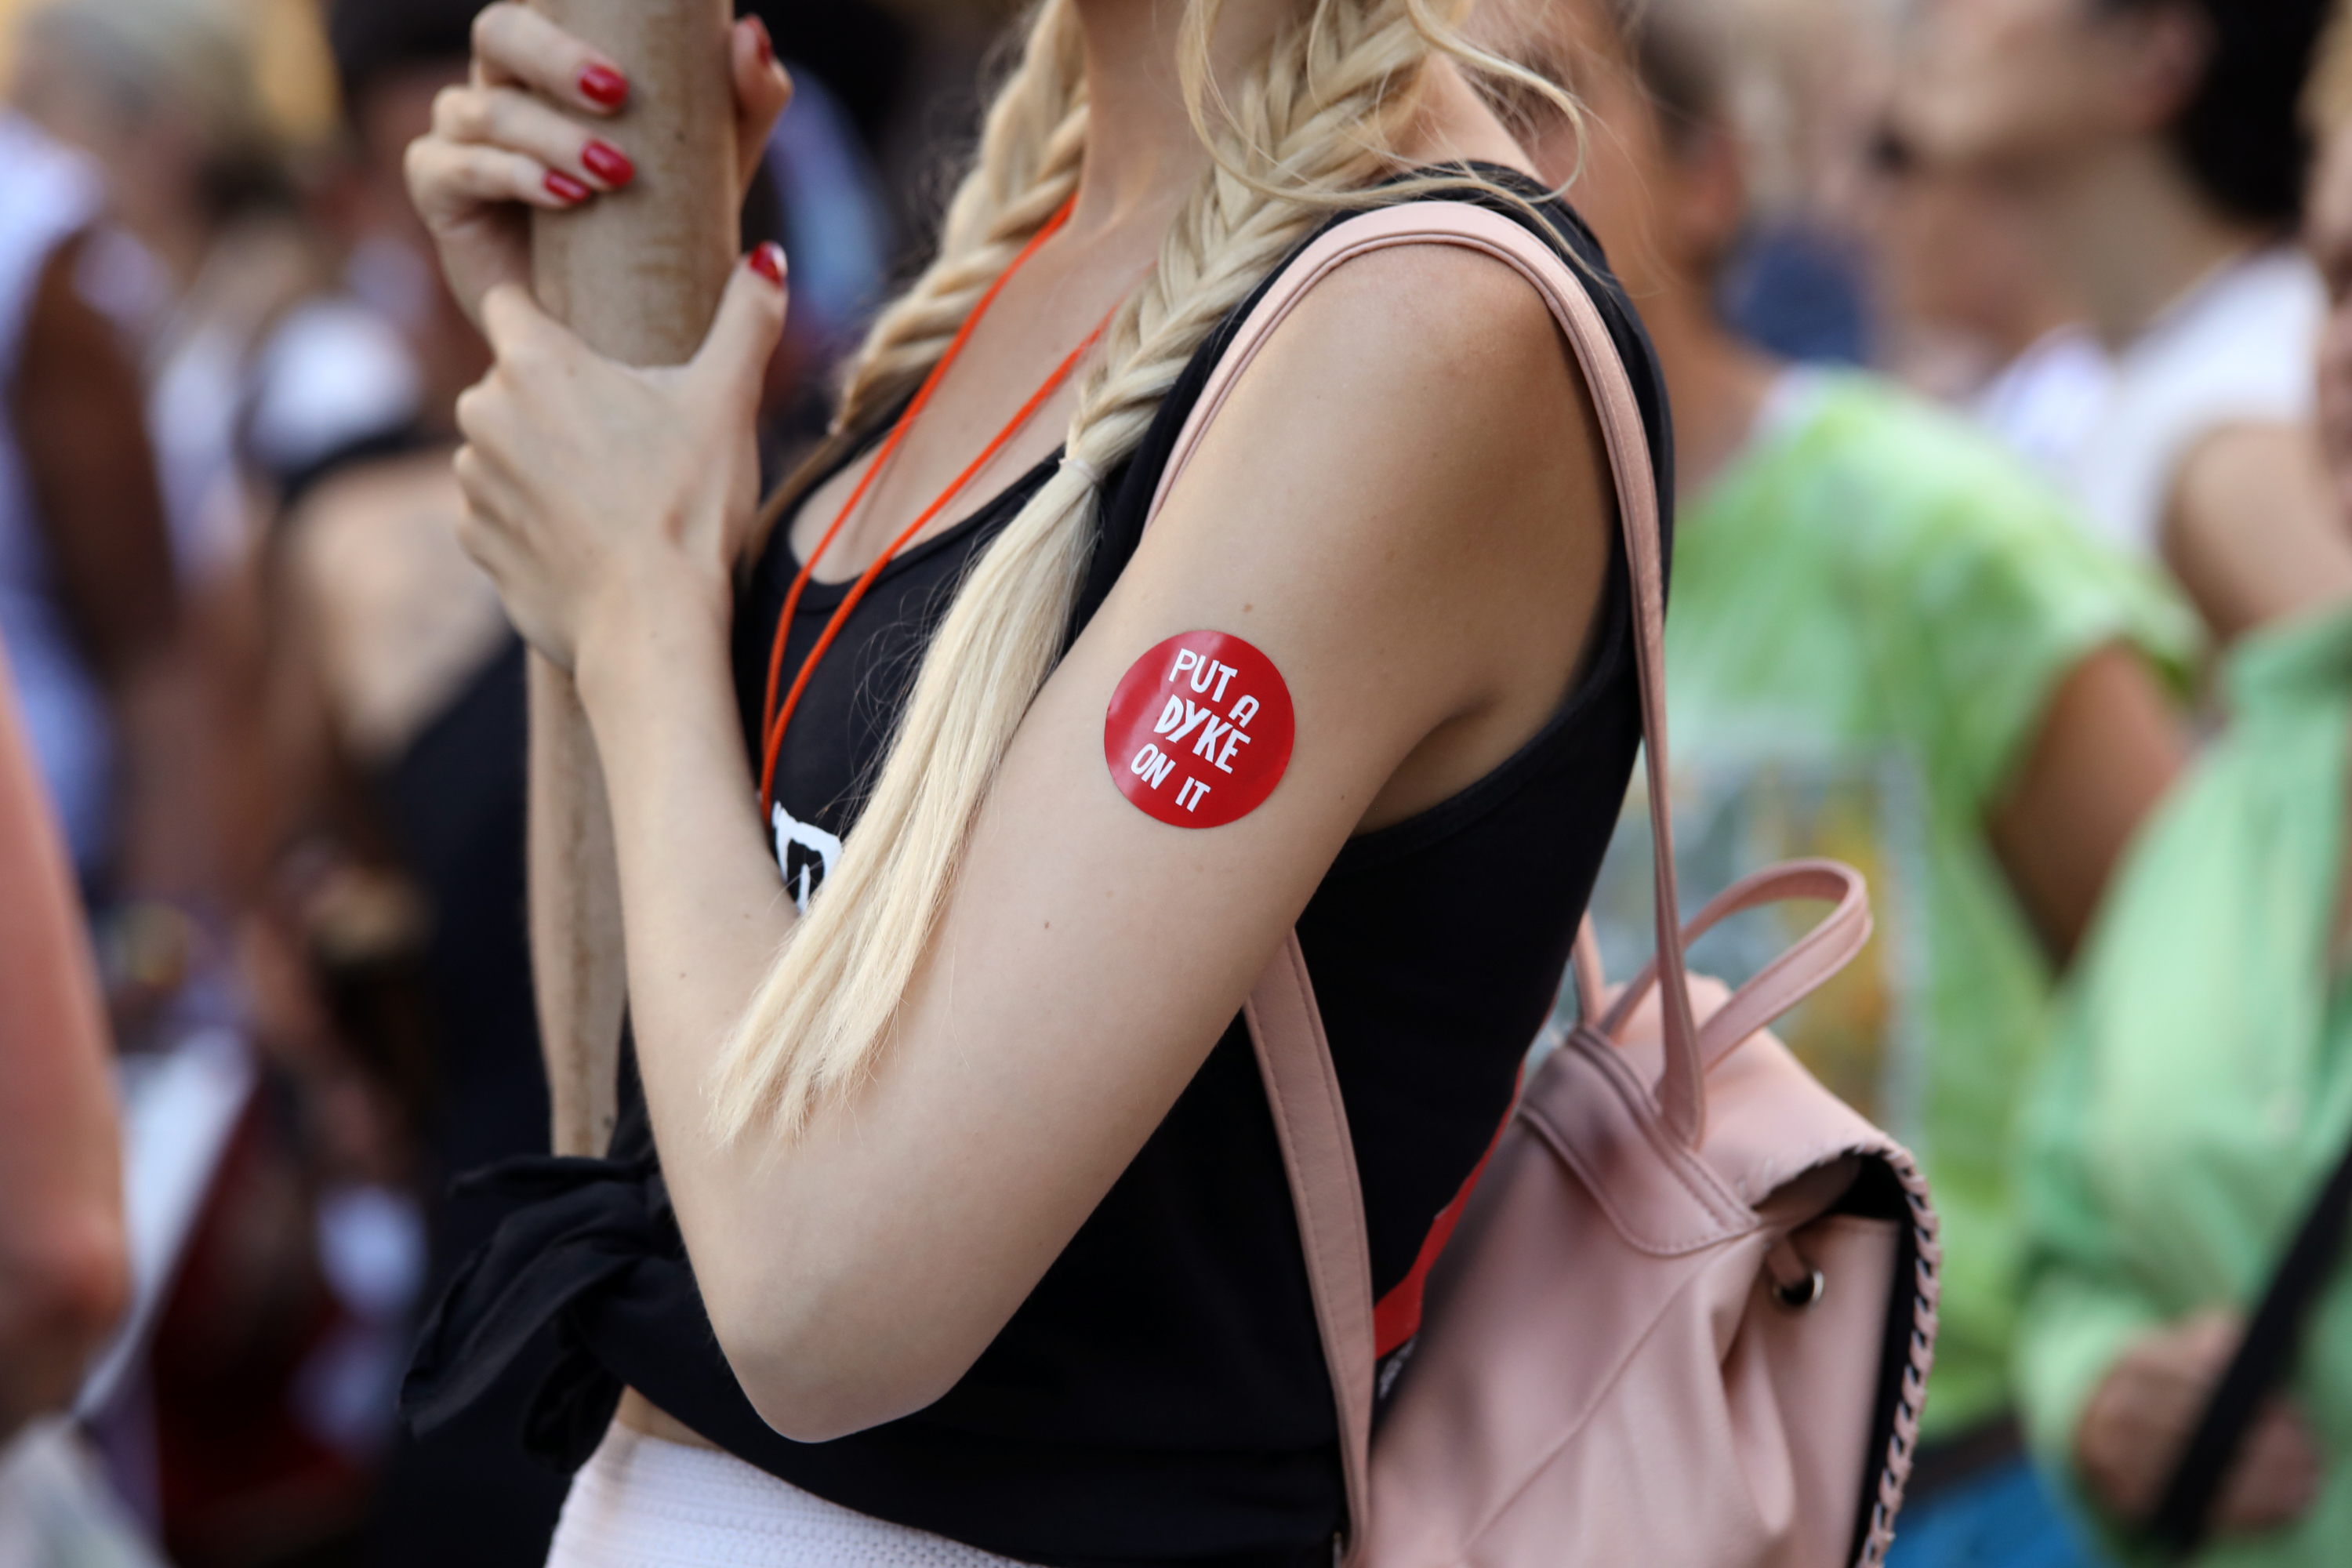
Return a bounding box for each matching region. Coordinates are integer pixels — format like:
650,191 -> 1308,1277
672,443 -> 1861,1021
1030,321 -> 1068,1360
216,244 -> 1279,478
833,1 -> 1089,434
713,0 -> 1579,1140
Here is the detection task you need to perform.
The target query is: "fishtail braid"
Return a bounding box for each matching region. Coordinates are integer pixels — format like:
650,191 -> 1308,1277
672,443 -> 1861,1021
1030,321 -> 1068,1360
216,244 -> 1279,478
749,2 -> 1085,546
832,0 -> 1087,435
713,0 -> 1575,1139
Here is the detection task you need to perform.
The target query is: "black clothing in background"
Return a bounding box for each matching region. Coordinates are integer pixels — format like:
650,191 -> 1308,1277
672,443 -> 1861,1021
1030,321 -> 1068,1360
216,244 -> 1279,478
368,639 -> 568,1566
739,0 -> 912,154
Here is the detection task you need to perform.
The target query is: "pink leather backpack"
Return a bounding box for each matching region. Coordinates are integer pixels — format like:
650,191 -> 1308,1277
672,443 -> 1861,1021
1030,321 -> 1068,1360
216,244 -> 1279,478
1149,203 -> 1943,1567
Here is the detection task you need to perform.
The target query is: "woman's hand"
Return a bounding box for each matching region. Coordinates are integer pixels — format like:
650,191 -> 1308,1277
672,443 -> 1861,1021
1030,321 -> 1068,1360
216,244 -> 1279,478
2078,1312 -> 2324,1536
405,3 -> 792,327
451,250 -> 788,673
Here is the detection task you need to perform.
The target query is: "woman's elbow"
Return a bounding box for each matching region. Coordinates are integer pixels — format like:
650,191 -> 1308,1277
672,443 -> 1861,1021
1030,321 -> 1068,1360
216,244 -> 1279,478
706,1276 -> 969,1444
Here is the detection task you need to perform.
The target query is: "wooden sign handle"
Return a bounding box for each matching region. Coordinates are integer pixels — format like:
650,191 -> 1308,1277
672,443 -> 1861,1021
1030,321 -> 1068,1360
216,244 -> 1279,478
526,0 -> 737,1156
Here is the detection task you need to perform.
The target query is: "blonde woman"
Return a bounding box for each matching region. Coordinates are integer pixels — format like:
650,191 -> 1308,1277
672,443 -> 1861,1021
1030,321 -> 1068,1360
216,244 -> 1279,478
398,2 -> 1664,1562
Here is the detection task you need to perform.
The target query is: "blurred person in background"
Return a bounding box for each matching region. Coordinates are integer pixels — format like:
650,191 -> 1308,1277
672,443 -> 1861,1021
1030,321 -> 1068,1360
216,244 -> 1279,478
15,0 -> 417,522
5,3 -> 434,1559
1713,0 -> 1890,366
2013,11 -> 2352,1561
0,635 -> 126,1452
1474,0 -> 2191,1563
0,630 -> 142,1561
1907,0 -> 2352,647
0,632 -> 140,1558
13,0 -> 419,557
14,0 -> 420,927
1865,99 -> 2115,477
0,60 -> 192,956
252,0 -> 561,1557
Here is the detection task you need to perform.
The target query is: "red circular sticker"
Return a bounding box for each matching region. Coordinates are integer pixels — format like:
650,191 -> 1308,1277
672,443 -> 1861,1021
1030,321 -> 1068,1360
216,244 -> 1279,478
1104,630 -> 1295,829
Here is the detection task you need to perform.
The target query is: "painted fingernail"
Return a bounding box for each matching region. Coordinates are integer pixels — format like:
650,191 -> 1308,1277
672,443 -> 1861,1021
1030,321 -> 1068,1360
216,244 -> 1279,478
749,243 -> 787,285
546,169 -> 593,204
579,64 -> 629,107
749,16 -> 775,68
581,140 -> 634,186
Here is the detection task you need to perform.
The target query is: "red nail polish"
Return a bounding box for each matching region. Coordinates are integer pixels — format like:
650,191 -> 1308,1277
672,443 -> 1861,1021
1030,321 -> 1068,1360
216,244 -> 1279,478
749,243 -> 786,285
546,169 -> 593,204
749,16 -> 775,68
579,64 -> 628,107
581,140 -> 634,186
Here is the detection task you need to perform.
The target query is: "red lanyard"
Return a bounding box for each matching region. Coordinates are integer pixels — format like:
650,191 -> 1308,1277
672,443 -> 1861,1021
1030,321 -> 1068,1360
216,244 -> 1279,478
758,198 -> 1101,817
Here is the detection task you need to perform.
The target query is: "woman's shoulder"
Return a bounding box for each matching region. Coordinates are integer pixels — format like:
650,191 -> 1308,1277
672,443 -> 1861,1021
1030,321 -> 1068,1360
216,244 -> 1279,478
1276,220 -> 1578,379
1182,225 -> 1606,563
1210,169 -> 1632,404
1076,173 -> 1647,637
1258,176 -> 1660,492
1218,178 -> 1613,466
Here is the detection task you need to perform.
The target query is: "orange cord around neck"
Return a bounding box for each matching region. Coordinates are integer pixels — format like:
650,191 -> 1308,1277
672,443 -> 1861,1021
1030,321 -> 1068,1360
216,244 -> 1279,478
758,198 -> 1102,818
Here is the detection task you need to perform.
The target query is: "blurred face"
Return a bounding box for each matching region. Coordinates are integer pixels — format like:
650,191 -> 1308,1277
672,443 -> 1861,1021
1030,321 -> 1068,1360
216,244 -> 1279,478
2306,123 -> 2352,514
1864,117 -> 2071,354
1900,0 -> 2208,171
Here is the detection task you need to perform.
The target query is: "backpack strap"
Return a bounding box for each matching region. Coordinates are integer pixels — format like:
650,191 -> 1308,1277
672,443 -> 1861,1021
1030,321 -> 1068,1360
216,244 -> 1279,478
1144,199 -> 1704,1138
1241,932 -> 1377,1554
1594,858 -> 1873,1071
2148,1129 -> 2352,1555
1141,198 -> 1684,1562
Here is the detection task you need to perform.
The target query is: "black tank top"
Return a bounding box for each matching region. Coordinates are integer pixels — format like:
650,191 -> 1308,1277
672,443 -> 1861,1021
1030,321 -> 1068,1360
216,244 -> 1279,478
401,172 -> 1672,1568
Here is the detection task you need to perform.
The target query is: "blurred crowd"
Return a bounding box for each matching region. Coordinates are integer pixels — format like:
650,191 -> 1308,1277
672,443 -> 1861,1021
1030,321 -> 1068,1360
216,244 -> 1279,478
4,0 -> 2352,1566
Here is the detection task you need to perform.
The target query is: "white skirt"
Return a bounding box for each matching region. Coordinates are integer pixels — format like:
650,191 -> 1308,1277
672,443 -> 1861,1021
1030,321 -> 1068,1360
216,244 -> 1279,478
546,1425 -> 1036,1568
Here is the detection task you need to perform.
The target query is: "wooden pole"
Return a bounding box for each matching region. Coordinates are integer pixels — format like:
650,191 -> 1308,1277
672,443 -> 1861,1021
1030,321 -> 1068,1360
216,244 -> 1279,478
526,0 -> 737,1156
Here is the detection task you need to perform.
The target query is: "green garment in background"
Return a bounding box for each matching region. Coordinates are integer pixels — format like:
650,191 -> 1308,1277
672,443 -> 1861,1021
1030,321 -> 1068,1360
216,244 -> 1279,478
1580,371 -> 2197,1440
2018,604 -> 2352,1566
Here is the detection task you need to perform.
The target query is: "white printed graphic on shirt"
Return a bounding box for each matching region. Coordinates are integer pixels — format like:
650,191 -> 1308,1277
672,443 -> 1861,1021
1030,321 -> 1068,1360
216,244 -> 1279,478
771,801 -> 844,914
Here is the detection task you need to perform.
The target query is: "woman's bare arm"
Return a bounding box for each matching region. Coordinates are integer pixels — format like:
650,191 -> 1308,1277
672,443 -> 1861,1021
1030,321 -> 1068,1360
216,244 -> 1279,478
13,238 -> 203,903
2163,423 -> 2352,645
0,648 -> 128,1443
460,242 -> 1609,1440
1988,643 -> 2185,964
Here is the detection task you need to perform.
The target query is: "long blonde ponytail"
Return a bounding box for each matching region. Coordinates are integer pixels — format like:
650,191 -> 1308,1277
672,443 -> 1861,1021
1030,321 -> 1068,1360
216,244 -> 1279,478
712,0 -> 1579,1141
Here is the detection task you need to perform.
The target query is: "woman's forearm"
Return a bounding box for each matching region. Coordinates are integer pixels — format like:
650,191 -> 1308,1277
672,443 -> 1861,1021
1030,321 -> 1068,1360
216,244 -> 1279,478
0,661 -> 127,1441
575,583 -> 794,1164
